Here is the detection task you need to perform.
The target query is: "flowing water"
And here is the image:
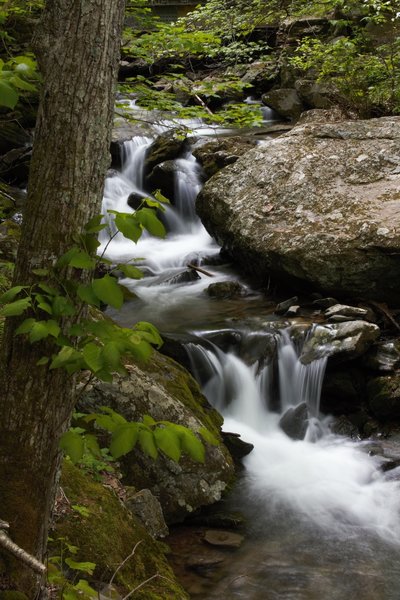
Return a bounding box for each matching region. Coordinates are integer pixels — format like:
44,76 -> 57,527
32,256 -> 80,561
102,130 -> 400,598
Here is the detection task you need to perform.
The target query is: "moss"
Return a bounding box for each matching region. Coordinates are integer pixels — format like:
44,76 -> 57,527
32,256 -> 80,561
0,593 -> 28,600
53,462 -> 188,599
141,350 -> 224,438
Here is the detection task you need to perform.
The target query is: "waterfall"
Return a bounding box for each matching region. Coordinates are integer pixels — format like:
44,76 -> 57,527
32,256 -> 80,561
101,125 -> 400,595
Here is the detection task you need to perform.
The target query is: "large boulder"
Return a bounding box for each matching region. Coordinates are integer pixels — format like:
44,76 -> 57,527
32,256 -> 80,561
196,117 -> 400,304
80,351 -> 234,523
192,137 -> 257,179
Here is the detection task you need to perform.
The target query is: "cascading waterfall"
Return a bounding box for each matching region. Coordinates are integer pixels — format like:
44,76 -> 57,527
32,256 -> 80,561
102,125 -> 400,598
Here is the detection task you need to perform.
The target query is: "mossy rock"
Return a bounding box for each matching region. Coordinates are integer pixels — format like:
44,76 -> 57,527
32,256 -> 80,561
53,461 -> 188,599
140,350 -> 224,439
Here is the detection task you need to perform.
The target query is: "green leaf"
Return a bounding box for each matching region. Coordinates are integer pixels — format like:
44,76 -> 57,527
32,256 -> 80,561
154,189 -> 170,204
31,268 -> 50,276
0,297 -> 31,316
73,580 -> 97,598
77,284 -> 101,307
92,275 -> 124,309
64,558 -> 96,575
199,427 -> 219,446
110,423 -> 139,458
101,342 -> 121,370
127,339 -> 153,362
181,430 -> 205,463
52,296 -> 76,317
68,248 -> 96,270
84,214 -> 106,233
59,430 -> 84,464
117,263 -> 144,279
154,427 -> 182,462
15,317 -> 35,335
50,346 -> 79,369
114,212 -> 142,243
0,80 -> 18,109
0,285 -> 27,303
138,428 -> 158,459
134,321 -> 163,347
137,208 -> 166,238
29,321 -> 51,343
142,414 -> 156,426
37,283 -> 58,296
84,434 -> 101,457
36,356 -> 49,366
71,504 -> 90,518
82,342 -> 103,373
9,75 -> 36,92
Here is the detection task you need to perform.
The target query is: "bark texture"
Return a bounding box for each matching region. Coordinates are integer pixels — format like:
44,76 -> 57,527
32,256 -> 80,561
0,0 -> 125,596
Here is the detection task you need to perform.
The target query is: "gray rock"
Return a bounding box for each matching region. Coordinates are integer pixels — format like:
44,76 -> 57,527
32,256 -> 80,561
295,79 -> 333,110
203,529 -> 244,548
145,130 -> 187,174
80,351 -> 234,523
206,280 -> 247,299
125,488 -> 169,539
300,321 -> 380,364
324,304 -> 368,320
279,402 -> 308,440
197,117 -> 400,304
275,296 -> 298,315
192,137 -> 257,179
262,88 -> 305,121
163,269 -> 201,285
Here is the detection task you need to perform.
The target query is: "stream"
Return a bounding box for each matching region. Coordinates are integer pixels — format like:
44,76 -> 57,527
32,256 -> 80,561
101,117 -> 400,598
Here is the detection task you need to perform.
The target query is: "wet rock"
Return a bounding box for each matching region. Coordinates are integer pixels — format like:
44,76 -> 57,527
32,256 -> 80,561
145,130 -> 188,174
262,88 -> 304,121
240,60 -> 278,94
125,488 -> 169,539
0,183 -> 26,220
300,321 -> 380,364
239,331 -> 276,365
197,117 -> 400,304
206,281 -> 247,299
203,530 -> 244,548
275,296 -> 298,315
367,374 -> 400,420
192,137 -> 257,179
80,351 -> 234,523
221,431 -> 254,463
186,552 -> 225,571
329,415 -> 359,437
127,191 -> 146,210
164,269 -> 201,285
312,297 -> 339,309
286,305 -> 300,317
279,402 -> 308,440
146,159 -> 179,199
362,340 -> 400,372
324,304 -> 368,320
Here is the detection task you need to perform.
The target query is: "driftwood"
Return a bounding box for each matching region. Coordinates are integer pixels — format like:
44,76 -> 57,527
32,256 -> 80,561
368,300 -> 400,332
0,521 -> 46,575
187,263 -> 214,277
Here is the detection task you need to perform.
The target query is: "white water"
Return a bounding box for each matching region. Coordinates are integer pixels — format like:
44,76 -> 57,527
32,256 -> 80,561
102,130 -> 400,595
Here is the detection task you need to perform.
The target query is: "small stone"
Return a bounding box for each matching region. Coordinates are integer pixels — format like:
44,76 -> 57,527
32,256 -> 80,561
275,296 -> 298,315
324,304 -> 368,319
186,552 -> 225,571
206,281 -> 246,299
285,305 -> 300,316
279,402 -> 308,440
312,297 -> 339,309
203,529 -> 244,548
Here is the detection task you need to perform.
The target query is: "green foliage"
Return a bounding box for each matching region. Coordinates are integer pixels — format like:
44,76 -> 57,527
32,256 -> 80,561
48,536 -> 97,600
60,406 -> 214,467
288,0 -> 400,115
0,55 -> 39,109
0,199 -> 169,382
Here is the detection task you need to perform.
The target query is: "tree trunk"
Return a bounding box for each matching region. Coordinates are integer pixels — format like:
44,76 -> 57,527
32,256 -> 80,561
0,0 -> 125,596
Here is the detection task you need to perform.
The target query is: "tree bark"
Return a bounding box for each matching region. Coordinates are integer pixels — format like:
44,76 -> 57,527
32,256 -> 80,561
0,0 -> 125,596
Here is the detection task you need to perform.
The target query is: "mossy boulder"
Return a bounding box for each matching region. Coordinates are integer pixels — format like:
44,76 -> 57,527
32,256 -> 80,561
80,351 -> 234,523
53,461 -> 188,599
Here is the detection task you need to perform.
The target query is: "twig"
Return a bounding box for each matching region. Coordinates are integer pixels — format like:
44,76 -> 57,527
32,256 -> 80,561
187,263 -> 214,277
0,530 -> 46,575
121,573 -> 176,600
109,540 -> 143,586
193,94 -> 214,116
369,300 -> 400,332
